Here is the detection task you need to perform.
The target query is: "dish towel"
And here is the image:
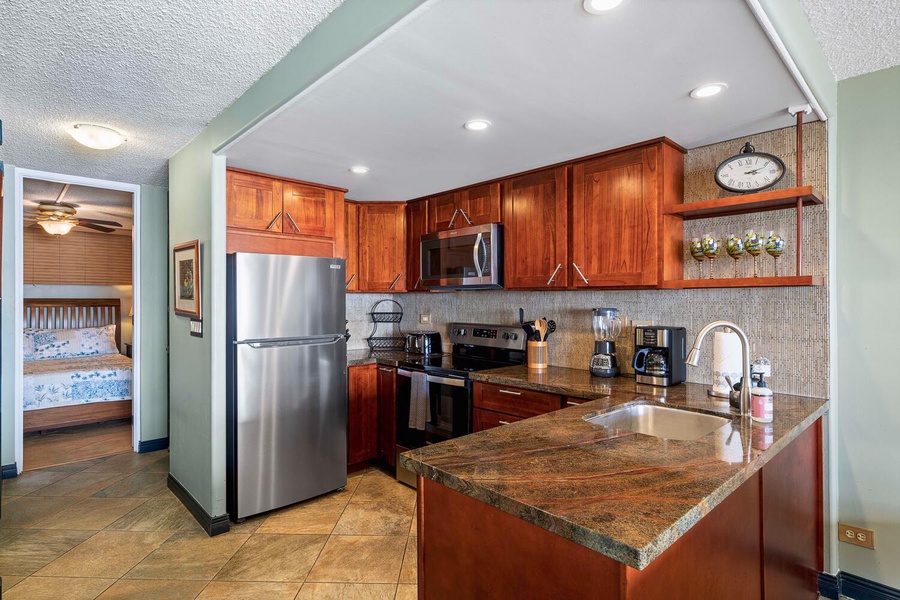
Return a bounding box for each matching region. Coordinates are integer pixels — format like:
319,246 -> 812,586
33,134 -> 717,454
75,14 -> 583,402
409,372 -> 431,431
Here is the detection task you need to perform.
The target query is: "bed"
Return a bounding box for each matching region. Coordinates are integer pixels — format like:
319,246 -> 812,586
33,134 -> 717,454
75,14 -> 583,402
23,299 -> 133,433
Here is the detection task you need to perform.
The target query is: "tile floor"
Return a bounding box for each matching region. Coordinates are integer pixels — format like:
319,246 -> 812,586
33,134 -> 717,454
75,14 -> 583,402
0,451 -> 418,599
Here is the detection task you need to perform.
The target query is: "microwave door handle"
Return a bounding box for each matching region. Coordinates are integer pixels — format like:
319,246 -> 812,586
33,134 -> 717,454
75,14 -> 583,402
472,233 -> 484,278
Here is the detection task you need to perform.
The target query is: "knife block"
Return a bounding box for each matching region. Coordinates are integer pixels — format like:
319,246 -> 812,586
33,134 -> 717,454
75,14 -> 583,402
527,341 -> 548,370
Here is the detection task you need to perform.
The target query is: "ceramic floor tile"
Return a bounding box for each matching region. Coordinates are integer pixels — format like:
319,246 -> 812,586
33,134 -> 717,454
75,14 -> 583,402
396,584 -> 418,600
350,475 -> 417,508
0,530 -> 94,575
124,530 -> 250,580
96,579 -> 207,600
1,575 -> 26,592
3,576 -> 115,599
35,530 -> 172,578
29,471 -> 129,498
257,496 -> 348,535
409,506 -> 418,535
1,470 -> 70,496
92,471 -> 167,498
0,495 -> 73,529
84,451 -> 168,474
34,497 -> 148,531
333,502 -> 414,536
214,533 -> 327,582
33,458 -> 104,473
196,581 -> 302,599
399,536 -> 417,584
296,582 -> 398,599
139,455 -> 170,473
106,493 -> 196,531
306,535 -> 406,584
226,515 -> 265,535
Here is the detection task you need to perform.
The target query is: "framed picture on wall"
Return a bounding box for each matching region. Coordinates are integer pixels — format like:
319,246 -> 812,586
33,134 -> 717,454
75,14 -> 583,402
173,240 -> 201,318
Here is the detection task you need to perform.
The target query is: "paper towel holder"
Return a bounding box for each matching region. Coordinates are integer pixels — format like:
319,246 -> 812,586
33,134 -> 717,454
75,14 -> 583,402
708,327 -> 739,399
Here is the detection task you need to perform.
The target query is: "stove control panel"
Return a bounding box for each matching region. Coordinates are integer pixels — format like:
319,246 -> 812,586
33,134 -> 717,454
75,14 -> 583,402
450,323 -> 526,351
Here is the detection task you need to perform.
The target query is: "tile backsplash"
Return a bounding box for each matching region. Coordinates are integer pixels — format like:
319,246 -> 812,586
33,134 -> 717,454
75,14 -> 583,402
348,122 -> 830,399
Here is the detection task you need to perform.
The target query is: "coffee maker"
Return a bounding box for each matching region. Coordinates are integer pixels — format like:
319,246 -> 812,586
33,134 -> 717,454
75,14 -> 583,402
632,326 -> 687,387
590,308 -> 622,377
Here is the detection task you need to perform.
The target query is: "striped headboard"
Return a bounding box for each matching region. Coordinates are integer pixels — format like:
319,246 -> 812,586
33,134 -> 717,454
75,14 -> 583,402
24,298 -> 123,350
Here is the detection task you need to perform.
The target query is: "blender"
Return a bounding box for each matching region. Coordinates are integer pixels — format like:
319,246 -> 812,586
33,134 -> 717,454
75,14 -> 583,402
590,308 -> 622,377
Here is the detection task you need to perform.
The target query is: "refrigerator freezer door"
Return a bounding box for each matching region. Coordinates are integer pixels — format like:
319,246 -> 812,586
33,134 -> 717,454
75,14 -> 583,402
235,337 -> 347,519
233,253 -> 346,341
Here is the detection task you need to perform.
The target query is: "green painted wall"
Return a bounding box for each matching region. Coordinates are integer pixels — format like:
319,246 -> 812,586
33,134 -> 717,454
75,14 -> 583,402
167,0 -> 427,517
1,165 -> 17,466
836,65 -> 900,588
138,184 -> 170,442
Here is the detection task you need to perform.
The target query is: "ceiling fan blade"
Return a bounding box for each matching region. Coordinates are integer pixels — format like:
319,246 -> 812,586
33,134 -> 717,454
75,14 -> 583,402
78,218 -> 123,228
78,223 -> 116,234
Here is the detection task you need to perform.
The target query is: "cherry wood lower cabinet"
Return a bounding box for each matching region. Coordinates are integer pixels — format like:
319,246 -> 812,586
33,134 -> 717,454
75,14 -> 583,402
416,419 -> 823,599
377,366 -> 397,467
347,364 -> 378,465
472,383 -> 562,432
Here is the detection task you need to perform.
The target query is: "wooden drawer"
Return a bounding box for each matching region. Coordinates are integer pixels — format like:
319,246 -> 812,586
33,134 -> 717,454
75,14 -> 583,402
473,383 -> 561,419
473,408 -> 522,432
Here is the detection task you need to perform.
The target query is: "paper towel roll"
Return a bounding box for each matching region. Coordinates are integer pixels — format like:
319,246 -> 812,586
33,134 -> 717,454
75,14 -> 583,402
711,330 -> 742,397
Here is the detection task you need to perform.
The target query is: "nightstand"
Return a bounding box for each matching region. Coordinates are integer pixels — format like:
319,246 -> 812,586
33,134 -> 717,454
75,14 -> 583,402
124,343 -> 132,358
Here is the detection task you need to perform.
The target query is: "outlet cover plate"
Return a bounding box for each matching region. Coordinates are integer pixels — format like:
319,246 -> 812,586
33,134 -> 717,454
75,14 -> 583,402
839,522 -> 875,549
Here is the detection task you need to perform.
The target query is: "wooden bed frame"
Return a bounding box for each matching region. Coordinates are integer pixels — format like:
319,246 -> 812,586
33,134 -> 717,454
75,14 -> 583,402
23,298 -> 132,433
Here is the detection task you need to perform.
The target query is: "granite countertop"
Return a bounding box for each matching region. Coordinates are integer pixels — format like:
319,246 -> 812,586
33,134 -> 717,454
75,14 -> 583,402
347,349 -> 413,367
399,365 -> 828,570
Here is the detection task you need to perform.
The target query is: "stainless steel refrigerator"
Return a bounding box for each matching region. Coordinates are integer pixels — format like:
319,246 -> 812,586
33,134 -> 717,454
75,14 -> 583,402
226,253 -> 348,520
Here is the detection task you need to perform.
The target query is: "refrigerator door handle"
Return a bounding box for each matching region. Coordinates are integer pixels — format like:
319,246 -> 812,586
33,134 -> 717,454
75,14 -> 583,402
243,335 -> 345,349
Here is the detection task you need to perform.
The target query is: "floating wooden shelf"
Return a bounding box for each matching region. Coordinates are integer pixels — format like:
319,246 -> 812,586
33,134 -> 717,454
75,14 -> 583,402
660,275 -> 825,289
663,186 -> 825,220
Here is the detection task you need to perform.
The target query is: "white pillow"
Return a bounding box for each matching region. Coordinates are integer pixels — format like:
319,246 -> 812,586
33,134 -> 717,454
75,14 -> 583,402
25,325 -> 118,361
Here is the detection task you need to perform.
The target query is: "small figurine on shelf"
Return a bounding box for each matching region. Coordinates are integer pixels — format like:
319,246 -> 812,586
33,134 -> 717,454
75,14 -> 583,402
744,229 -> 763,277
765,231 -> 786,277
689,238 -> 705,279
725,233 -> 744,278
701,233 -> 719,279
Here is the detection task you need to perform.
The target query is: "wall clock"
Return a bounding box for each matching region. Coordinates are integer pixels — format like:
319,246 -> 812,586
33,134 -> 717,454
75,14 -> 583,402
714,142 -> 786,193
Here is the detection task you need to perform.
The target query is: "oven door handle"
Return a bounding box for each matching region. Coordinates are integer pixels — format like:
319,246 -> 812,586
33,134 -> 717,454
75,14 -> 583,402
426,374 -> 467,388
397,368 -> 413,377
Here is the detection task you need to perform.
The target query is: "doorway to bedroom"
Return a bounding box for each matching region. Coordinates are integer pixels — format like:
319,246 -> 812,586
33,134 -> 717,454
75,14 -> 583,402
20,176 -> 136,470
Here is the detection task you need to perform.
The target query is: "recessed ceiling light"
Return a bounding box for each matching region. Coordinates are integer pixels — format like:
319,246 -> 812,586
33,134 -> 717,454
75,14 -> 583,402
349,166 -> 369,174
690,83 -> 728,99
464,119 -> 492,132
68,124 -> 126,150
583,0 -> 624,14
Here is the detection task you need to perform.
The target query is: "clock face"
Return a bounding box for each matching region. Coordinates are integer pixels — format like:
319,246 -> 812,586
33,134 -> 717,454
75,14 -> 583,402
715,152 -> 785,193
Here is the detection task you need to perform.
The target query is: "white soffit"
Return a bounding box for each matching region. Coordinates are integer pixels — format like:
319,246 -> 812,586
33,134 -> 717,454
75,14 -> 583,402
0,0 -> 344,186
226,0 -> 814,200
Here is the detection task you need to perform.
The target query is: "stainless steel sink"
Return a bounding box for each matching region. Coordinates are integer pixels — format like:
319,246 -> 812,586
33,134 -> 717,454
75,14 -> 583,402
585,404 -> 730,441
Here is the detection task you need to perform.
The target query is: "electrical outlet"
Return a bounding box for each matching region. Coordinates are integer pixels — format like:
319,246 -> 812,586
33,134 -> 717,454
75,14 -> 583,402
839,523 -> 875,550
419,313 -> 432,325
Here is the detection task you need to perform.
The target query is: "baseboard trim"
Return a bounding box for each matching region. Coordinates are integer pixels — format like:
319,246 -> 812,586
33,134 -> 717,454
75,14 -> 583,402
1,463 -> 18,479
167,474 -> 230,537
819,572 -> 840,599
819,571 -> 900,600
138,437 -> 169,453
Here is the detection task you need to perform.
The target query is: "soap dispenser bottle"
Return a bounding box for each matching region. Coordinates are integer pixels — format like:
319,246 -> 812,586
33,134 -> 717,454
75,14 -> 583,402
751,374 -> 773,423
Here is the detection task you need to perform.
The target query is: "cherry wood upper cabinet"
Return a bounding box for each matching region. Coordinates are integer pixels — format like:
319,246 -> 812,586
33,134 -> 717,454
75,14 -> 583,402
571,141 -> 684,288
282,182 -> 336,239
227,170 -> 283,232
347,364 -> 378,465
406,199 -> 429,292
430,183 -> 501,230
358,202 -> 407,292
344,201 -> 360,291
502,167 -> 568,289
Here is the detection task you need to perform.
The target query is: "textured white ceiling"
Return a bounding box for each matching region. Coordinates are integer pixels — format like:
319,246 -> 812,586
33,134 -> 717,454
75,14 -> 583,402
799,0 -> 900,80
226,0 -> 814,200
0,0 -> 343,186
23,178 -> 134,231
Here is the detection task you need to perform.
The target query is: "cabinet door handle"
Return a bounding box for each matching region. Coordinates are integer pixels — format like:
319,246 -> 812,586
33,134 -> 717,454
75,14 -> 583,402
459,209 -> 473,225
266,211 -> 283,230
285,212 -> 301,233
547,263 -> 562,286
498,389 -> 522,396
566,401 -> 580,406
415,277 -> 422,290
447,208 -> 460,229
389,274 -> 402,290
498,420 -> 511,425
572,262 -> 589,284
345,273 -> 356,289
378,367 -> 393,373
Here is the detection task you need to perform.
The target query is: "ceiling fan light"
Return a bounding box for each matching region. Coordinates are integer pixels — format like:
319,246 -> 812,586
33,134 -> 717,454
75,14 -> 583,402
38,220 -> 77,235
69,124 -> 126,150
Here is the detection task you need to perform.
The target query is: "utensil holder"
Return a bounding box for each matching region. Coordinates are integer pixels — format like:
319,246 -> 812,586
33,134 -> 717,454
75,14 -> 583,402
527,341 -> 548,370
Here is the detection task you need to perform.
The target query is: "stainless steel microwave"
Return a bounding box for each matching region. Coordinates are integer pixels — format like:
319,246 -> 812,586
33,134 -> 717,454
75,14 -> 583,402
420,223 -> 502,290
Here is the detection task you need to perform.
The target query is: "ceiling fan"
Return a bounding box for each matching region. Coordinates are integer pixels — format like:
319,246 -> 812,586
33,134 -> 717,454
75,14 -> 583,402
27,184 -> 124,235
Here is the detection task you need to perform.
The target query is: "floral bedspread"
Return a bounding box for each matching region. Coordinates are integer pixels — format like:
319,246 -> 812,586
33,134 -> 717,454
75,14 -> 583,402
24,353 -> 133,411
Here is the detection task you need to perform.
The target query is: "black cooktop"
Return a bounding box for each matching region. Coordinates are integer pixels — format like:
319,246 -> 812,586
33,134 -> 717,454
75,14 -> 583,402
399,347 -> 525,378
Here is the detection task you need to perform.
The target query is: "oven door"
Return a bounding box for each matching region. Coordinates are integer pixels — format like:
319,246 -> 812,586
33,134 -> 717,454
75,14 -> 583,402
395,368 -> 472,486
420,223 -> 502,289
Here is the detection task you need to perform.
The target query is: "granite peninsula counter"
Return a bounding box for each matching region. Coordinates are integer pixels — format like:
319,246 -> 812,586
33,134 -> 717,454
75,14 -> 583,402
400,366 -> 828,599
